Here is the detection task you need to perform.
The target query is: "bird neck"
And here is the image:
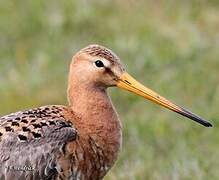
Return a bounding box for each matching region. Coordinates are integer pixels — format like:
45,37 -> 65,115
68,82 -> 109,116
67,79 -> 122,172
67,82 -> 121,135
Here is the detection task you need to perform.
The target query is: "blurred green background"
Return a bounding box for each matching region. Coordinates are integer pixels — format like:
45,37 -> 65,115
0,0 -> 219,179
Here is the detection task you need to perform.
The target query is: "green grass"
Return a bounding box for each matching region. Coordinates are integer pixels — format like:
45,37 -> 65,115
0,0 -> 219,179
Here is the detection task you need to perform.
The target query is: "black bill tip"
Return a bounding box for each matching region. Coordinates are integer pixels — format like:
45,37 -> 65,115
176,107 -> 213,127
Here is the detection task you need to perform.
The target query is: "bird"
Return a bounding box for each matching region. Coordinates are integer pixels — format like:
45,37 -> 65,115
0,44 -> 212,180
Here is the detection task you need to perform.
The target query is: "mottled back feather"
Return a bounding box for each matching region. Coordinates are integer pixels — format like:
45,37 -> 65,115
0,105 -> 77,180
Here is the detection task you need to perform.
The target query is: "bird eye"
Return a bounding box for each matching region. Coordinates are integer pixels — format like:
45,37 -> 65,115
94,60 -> 104,68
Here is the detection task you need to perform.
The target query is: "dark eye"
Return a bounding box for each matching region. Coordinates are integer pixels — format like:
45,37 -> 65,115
94,60 -> 104,68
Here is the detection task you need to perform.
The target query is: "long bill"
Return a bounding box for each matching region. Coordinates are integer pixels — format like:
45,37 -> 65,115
117,72 -> 212,127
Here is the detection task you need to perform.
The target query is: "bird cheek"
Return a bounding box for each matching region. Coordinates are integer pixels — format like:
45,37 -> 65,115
107,76 -> 118,87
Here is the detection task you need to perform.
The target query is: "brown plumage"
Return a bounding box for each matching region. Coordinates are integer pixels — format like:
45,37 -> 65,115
0,44 -> 212,180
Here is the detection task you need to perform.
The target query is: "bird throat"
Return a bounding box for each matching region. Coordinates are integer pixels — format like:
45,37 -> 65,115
68,83 -> 121,134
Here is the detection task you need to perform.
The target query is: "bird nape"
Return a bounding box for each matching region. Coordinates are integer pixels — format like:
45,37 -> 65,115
0,44 -> 212,180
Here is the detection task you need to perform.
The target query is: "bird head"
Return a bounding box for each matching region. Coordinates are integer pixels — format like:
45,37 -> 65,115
69,44 -> 125,88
